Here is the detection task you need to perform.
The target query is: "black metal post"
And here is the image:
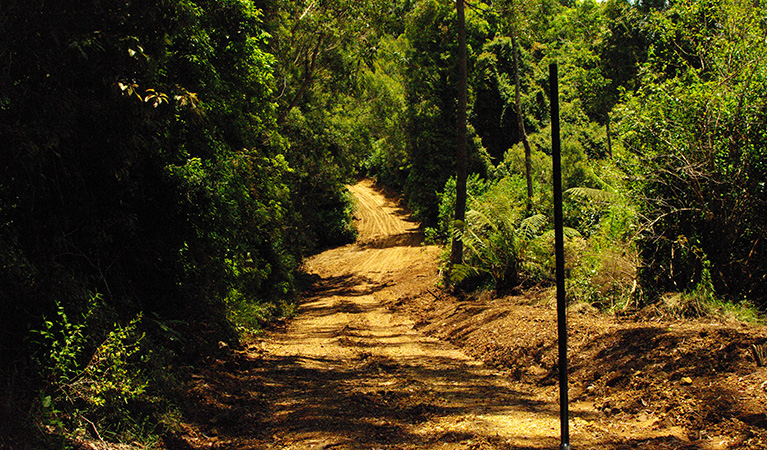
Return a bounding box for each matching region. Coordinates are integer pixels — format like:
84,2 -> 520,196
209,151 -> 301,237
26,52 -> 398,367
550,63 -> 571,450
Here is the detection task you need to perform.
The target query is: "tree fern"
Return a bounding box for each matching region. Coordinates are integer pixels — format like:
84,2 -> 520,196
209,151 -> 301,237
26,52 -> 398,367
449,263 -> 482,285
451,190 -> 548,289
539,227 -> 582,240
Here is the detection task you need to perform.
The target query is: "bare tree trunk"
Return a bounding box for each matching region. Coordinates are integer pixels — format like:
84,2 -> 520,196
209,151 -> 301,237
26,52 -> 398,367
512,32 -> 534,207
450,0 -> 468,269
606,113 -> 613,158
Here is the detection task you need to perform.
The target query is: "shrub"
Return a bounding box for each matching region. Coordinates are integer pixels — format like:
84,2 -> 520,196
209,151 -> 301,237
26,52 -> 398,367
31,300 -> 152,445
450,177 -> 551,290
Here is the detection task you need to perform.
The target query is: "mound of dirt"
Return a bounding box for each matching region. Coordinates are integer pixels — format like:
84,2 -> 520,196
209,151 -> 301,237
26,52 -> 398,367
387,283 -> 767,449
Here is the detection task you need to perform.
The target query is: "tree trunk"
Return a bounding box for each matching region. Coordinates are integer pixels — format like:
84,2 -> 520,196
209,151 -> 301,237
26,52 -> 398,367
276,34 -> 324,125
450,0 -> 469,269
606,113 -> 613,158
512,32 -> 534,207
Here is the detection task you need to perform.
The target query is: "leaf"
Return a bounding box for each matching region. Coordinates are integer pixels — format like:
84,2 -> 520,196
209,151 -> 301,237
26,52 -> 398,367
564,227 -> 581,238
174,88 -> 200,109
450,263 -> 482,284
517,214 -> 546,239
565,187 -> 618,203
540,228 -> 582,240
144,89 -> 168,107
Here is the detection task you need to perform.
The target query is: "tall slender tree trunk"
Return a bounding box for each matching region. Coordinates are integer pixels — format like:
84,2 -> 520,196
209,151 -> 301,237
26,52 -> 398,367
512,32 -> 534,207
606,113 -> 613,158
450,0 -> 469,269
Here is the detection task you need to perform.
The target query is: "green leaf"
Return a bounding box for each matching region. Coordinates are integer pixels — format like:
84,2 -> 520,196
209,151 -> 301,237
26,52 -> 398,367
565,187 -> 617,203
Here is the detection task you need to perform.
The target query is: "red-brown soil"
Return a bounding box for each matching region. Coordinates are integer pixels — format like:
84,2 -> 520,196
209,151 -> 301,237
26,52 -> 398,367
171,179 -> 767,450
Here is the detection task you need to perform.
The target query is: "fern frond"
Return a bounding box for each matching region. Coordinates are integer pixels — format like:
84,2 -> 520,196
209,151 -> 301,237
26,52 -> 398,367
452,219 -> 493,267
564,227 -> 581,238
565,187 -> 618,203
540,227 -> 582,240
517,214 -> 547,240
466,206 -> 500,234
450,263 -> 483,284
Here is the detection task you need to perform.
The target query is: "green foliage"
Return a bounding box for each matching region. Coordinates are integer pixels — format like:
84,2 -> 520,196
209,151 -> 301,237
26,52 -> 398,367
401,0 -> 495,224
31,303 -> 87,388
279,106 -> 359,252
0,0 -> 320,445
30,299 -> 151,444
655,258 -> 762,323
430,174 -> 491,243
70,316 -> 147,410
362,35 -> 411,188
566,202 -> 639,310
261,0 -> 375,253
449,177 -> 553,290
464,0 -> 647,304
448,98 -> 639,306
619,0 -> 767,307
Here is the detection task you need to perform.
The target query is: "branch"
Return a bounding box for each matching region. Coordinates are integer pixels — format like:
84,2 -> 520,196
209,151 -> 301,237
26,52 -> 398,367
298,1 -> 316,21
277,34 -> 325,125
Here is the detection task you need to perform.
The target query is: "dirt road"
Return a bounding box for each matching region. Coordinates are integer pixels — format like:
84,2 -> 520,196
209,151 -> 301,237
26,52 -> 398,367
254,179 -> 568,449
175,179 -> 767,450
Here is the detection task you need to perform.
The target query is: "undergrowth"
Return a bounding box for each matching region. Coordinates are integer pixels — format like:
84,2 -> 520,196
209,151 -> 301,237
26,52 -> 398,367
649,259 -> 763,324
27,297 -> 161,448
226,288 -> 298,335
9,289 -> 266,449
435,148 -> 763,324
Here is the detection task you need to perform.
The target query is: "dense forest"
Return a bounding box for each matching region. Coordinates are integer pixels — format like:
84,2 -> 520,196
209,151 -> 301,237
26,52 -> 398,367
1,0 -> 766,447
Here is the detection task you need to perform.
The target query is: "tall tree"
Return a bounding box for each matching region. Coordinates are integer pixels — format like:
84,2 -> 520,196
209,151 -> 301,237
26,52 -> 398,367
511,31 -> 534,206
451,0 -> 469,267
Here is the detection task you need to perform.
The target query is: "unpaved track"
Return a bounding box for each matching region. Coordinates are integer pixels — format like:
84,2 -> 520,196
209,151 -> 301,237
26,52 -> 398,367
242,180 -> 565,449
177,179 -> 766,450
178,180 -> 706,450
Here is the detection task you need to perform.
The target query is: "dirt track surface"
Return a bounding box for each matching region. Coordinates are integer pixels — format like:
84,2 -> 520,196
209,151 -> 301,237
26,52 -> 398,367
173,180 -> 767,450
255,179 -> 568,449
